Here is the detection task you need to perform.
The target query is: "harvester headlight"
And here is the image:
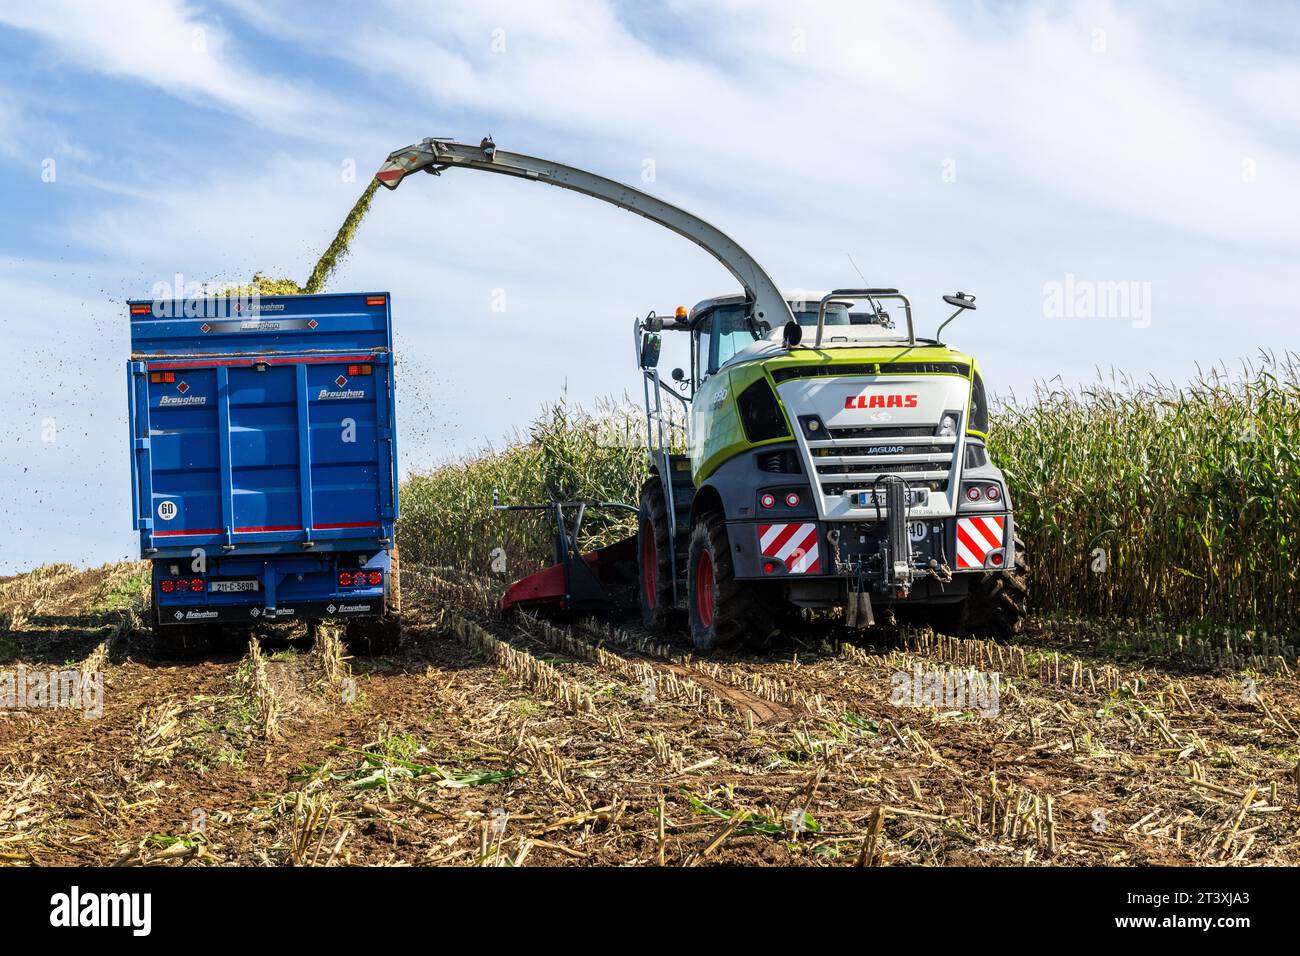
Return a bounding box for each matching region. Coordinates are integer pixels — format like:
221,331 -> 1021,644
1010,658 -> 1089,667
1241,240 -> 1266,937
938,415 -> 958,437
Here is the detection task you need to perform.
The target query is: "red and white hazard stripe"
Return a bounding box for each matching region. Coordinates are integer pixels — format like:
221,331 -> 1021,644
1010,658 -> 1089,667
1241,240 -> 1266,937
758,522 -> 821,574
955,516 -> 1005,570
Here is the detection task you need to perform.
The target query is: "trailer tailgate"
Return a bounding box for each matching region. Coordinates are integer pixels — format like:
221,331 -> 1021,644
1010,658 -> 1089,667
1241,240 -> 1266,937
127,292 -> 398,555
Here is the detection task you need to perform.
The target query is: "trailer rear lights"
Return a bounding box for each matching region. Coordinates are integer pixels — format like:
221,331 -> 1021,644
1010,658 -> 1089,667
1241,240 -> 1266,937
338,571 -> 381,587
366,296 -> 387,306
160,577 -> 203,593
149,372 -> 176,384
130,304 -> 150,315
347,364 -> 373,376
784,492 -> 801,508
760,493 -> 776,509
966,486 -> 982,502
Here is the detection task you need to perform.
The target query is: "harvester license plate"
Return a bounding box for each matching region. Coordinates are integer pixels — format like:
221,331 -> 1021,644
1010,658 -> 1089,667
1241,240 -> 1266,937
854,489 -> 929,508
210,580 -> 259,593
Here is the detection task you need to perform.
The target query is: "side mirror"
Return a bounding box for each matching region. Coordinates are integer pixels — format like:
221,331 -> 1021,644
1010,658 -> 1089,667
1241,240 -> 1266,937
937,292 -> 976,341
782,320 -> 803,348
671,367 -> 685,382
639,332 -> 661,370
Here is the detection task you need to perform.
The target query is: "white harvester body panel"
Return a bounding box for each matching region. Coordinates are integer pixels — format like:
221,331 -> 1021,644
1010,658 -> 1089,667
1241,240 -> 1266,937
777,373 -> 971,520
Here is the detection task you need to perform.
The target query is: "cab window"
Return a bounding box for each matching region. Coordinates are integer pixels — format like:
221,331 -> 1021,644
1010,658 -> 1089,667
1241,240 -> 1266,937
970,372 -> 989,433
712,305 -> 755,371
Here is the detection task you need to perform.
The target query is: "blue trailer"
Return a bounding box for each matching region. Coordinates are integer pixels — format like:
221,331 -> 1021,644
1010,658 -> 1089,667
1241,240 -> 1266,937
126,291 -> 402,656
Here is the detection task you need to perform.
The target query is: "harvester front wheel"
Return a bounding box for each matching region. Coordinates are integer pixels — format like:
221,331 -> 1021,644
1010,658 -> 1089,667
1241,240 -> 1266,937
686,511 -> 775,651
637,478 -> 675,632
959,535 -> 1029,637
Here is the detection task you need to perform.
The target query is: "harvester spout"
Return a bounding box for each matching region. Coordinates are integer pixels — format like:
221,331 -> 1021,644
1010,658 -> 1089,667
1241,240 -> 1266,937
372,135 -> 796,328
375,138 -> 452,189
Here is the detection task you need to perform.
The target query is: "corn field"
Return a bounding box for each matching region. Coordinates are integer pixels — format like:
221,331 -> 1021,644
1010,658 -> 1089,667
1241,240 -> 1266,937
990,353 -> 1300,629
399,357 -> 1300,630
398,398 -> 650,575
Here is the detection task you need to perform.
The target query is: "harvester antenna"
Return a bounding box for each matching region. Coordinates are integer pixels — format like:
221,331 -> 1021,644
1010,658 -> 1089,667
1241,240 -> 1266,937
846,253 -> 885,323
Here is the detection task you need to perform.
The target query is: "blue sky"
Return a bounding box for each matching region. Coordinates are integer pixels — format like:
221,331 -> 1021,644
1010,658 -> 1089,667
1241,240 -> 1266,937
1,0 -> 1298,573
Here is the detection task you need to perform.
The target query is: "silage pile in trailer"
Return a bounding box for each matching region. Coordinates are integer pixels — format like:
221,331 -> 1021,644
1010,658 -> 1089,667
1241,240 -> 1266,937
219,179 -> 381,299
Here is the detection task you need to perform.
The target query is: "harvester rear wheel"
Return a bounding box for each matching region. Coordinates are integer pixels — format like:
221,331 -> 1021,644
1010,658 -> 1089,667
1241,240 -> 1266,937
959,535 -> 1029,637
686,511 -> 776,651
637,478 -> 675,632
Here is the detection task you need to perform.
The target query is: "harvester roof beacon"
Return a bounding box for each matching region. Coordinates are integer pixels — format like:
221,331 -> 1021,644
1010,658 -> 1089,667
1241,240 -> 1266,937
375,136 -> 1027,648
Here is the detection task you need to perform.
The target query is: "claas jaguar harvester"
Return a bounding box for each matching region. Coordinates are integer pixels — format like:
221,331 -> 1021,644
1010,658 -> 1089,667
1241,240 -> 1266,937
376,136 -> 1028,649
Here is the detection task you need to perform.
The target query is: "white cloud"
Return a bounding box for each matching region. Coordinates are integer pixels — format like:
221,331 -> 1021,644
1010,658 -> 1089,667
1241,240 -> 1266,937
0,0 -> 333,134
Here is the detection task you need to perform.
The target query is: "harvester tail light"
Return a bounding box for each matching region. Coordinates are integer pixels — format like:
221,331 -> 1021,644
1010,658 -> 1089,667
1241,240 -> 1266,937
760,493 -> 776,509
985,485 -> 1001,502
989,551 -> 1005,567
785,492 -> 801,508
966,486 -> 982,502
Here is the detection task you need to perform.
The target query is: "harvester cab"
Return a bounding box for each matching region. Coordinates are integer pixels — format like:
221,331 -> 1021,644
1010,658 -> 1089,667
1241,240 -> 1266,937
377,136 -> 1027,647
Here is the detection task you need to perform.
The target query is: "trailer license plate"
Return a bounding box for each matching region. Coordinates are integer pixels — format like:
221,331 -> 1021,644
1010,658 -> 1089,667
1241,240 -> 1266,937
210,580 -> 259,593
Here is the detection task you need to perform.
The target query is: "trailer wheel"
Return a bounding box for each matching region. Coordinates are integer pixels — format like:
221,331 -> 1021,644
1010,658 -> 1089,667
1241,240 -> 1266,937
387,545 -> 402,616
210,624 -> 252,654
151,622 -> 213,660
959,535 -> 1029,637
637,478 -> 675,632
343,616 -> 402,656
686,511 -> 776,651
